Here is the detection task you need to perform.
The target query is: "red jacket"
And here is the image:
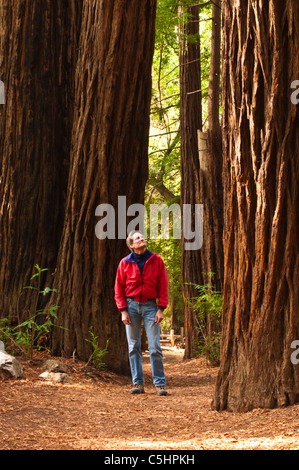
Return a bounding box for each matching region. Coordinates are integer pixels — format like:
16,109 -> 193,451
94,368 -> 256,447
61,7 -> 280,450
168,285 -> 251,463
114,251 -> 168,311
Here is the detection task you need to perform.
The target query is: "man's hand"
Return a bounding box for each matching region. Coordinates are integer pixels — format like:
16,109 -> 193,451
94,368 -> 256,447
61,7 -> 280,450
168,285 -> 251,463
121,311 -> 131,325
155,309 -> 164,325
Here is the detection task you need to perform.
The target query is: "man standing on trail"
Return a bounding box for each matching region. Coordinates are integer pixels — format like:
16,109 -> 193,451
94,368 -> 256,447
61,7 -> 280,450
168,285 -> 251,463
114,230 -> 168,396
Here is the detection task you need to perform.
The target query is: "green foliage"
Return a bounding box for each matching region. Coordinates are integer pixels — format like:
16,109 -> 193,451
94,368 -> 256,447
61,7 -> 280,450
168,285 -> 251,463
147,1 -> 215,331
138,1 -> 220,340
149,2 -> 182,201
85,327 -> 110,369
147,236 -> 184,327
0,318 -> 17,353
186,273 -> 223,366
155,0 -> 180,54
0,264 -> 61,358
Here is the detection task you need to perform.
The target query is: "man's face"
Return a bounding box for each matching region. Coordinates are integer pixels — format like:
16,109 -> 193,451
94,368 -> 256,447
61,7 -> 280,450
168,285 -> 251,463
130,233 -> 146,252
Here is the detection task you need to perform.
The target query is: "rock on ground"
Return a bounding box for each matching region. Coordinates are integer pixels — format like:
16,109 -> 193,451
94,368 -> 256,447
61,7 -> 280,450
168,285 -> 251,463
39,371 -> 72,384
42,359 -> 68,373
0,351 -> 24,379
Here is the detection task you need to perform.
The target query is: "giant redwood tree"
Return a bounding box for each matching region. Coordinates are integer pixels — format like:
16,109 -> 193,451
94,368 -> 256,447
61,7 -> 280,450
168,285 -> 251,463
179,2 -> 203,359
213,0 -> 299,411
180,1 -> 224,358
203,0 -> 223,294
0,1 -> 82,322
51,0 -> 157,372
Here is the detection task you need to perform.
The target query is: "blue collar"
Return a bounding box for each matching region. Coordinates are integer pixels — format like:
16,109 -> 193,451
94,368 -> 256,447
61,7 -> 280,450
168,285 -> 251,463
125,249 -> 154,263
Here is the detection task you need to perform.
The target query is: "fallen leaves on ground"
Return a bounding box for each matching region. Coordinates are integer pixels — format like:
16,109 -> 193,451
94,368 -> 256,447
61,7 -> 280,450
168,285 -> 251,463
0,349 -> 299,450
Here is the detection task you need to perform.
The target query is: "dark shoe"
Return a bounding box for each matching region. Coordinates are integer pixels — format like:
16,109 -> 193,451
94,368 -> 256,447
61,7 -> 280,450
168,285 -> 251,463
131,383 -> 145,394
156,385 -> 168,396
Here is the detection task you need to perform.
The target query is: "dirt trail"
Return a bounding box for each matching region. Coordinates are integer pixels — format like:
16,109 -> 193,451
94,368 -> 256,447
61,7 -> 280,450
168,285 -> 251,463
1,348 -> 299,450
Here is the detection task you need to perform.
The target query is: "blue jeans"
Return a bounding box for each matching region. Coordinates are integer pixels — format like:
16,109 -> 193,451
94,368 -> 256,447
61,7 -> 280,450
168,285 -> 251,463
125,298 -> 166,386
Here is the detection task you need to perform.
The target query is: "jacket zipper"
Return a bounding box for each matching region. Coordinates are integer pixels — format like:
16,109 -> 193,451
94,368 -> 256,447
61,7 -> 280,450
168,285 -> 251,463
139,257 -> 152,302
140,267 -> 145,302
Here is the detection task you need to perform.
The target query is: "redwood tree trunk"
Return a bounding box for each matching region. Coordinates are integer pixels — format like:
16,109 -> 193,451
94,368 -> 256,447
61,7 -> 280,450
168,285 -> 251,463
51,0 -> 157,372
213,0 -> 299,411
0,1 -> 82,322
179,3 -> 203,359
203,0 -> 223,339
204,0 -> 223,293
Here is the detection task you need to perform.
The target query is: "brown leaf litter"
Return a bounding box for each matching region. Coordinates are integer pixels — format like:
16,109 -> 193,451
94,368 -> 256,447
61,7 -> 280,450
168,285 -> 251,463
1,348 -> 299,450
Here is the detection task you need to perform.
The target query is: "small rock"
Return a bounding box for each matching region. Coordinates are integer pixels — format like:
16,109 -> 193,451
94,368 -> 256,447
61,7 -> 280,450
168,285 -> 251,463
42,359 -> 68,373
0,351 -> 24,379
39,371 -> 72,384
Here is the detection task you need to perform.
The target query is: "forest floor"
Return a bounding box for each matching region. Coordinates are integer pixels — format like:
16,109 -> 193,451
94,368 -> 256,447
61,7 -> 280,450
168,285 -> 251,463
1,347 -> 299,451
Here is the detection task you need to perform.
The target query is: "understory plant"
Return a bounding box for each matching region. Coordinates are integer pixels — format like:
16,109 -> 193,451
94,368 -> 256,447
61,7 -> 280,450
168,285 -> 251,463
0,264 -> 61,358
187,273 -> 223,366
85,327 -> 110,369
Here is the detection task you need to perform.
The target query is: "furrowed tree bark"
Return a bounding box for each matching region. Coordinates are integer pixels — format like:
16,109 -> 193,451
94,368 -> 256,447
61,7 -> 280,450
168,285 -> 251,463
179,3 -> 203,359
51,0 -> 157,372
203,0 -> 223,293
213,0 -> 299,411
200,0 -> 223,340
0,1 -> 82,322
